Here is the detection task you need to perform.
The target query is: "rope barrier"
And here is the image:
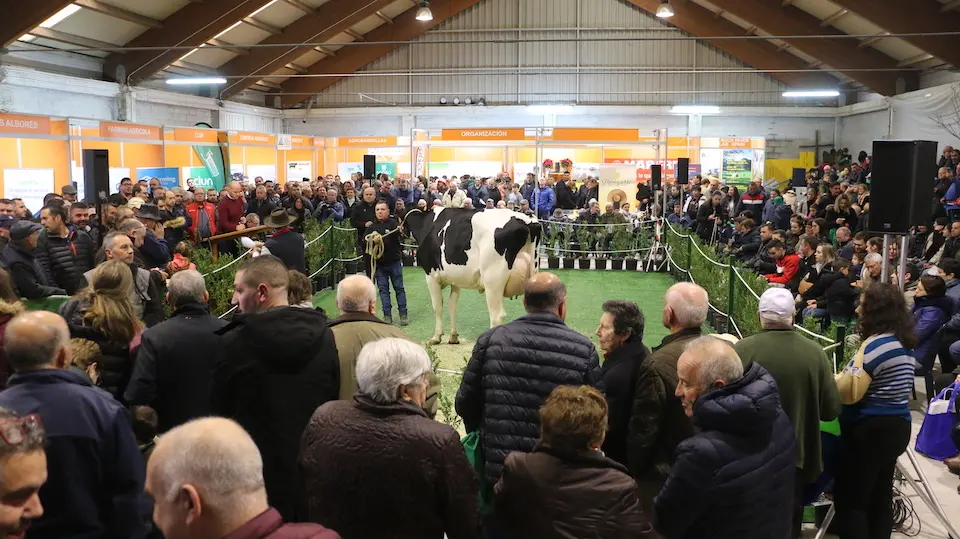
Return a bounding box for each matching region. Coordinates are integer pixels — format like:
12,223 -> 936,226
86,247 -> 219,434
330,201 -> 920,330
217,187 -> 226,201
218,305 -> 238,319
202,249 -> 252,278
304,226 -> 332,247
308,258 -> 335,280
733,266 -> 763,301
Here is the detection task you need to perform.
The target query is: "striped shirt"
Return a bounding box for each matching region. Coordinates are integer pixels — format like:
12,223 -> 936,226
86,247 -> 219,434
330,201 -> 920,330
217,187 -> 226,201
841,333 -> 914,422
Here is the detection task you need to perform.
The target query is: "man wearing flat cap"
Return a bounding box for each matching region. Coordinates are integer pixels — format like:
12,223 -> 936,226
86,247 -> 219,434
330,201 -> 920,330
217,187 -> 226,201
0,220 -> 66,299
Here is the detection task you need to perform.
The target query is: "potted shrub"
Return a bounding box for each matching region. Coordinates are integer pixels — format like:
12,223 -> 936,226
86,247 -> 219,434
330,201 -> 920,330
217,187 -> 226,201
545,223 -> 560,269
574,225 -> 594,270
609,227 -> 633,271
625,254 -> 639,271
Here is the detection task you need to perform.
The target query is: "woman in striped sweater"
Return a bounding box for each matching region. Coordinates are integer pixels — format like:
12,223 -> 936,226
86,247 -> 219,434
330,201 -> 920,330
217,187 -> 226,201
835,283 -> 916,539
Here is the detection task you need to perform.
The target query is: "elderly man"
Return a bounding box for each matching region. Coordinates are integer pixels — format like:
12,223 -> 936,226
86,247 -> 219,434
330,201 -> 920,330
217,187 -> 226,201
628,282 -> 705,520
212,255 -> 339,522
858,252 -> 883,291
146,417 -> 340,539
0,220 -> 66,299
300,339 -> 478,539
456,273 -> 601,494
89,230 -> 165,326
836,226 -> 854,260
125,270 -> 227,433
653,337 -> 796,539
0,312 -> 152,538
0,408 -> 46,538
735,288 -> 841,537
329,275 -> 439,416
314,188 -> 345,223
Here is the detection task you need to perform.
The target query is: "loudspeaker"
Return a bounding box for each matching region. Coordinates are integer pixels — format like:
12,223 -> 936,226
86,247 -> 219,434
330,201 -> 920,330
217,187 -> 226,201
82,149 -> 109,216
651,165 -> 662,192
792,168 -> 806,188
869,140 -> 937,235
363,154 -> 376,180
677,158 -> 689,185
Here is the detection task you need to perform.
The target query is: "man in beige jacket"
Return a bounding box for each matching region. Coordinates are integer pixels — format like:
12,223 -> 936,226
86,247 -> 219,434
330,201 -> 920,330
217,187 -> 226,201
328,274 -> 439,417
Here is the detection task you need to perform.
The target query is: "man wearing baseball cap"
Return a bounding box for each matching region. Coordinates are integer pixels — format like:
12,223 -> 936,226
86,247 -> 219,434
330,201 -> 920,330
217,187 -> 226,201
733,287 -> 841,538
0,220 -> 66,299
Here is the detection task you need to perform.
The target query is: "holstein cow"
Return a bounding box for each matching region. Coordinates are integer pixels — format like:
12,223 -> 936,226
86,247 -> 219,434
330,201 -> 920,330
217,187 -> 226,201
403,207 -> 541,345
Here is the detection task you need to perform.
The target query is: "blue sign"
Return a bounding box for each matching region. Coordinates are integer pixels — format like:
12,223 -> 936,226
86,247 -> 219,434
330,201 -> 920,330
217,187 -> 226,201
137,167 -> 180,190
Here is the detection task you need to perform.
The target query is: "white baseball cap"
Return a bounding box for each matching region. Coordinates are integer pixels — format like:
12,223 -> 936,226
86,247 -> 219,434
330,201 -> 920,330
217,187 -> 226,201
758,288 -> 795,317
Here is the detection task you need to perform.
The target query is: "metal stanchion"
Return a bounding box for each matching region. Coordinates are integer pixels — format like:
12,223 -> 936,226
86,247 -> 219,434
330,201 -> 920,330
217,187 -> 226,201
880,234 -> 892,282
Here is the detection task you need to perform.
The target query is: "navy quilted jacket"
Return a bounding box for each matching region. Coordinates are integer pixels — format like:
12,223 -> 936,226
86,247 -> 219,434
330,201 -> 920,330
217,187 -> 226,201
653,362 -> 796,539
455,312 -> 602,485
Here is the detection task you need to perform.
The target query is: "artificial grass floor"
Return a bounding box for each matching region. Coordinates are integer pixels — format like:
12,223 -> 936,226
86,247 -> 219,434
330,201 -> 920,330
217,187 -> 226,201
313,267 -> 675,371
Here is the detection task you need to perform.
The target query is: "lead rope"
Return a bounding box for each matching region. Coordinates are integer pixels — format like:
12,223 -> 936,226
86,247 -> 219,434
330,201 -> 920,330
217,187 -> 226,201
363,208 -> 424,276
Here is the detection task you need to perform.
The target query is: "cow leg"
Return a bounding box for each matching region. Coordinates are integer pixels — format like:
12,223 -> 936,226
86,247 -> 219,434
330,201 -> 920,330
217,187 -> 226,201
426,276 -> 444,345
448,285 -> 461,344
483,274 -> 509,328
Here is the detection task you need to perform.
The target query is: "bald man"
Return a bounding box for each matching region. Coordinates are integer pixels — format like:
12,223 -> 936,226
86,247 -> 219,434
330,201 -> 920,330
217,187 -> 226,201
328,275 -> 439,416
0,312 -> 152,539
217,181 -> 246,256
147,418 -> 340,539
455,273 -> 601,497
627,282 -> 709,525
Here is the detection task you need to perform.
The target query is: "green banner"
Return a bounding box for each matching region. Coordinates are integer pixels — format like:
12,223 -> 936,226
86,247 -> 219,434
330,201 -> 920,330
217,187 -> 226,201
375,162 -> 396,178
191,123 -> 227,191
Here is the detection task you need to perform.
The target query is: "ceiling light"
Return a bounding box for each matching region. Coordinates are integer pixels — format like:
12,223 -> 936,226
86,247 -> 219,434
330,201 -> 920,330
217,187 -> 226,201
166,77 -> 228,85
416,1 -> 433,21
656,0 -> 675,18
439,97 -> 447,104
670,105 -> 720,114
782,90 -> 840,98
527,105 -> 575,114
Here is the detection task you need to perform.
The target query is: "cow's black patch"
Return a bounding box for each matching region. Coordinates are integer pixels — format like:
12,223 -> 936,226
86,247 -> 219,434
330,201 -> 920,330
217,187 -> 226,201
494,217 -> 541,269
408,209 -> 476,273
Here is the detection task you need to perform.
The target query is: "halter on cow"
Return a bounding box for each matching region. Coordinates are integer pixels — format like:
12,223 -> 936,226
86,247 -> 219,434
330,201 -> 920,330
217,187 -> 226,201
402,208 -> 542,345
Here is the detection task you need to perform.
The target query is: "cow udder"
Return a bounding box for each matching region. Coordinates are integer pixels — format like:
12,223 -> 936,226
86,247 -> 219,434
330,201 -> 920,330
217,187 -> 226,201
503,251 -> 535,298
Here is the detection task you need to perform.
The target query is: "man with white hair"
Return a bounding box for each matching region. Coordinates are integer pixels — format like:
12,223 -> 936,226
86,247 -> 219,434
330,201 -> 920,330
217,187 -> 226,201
125,270 -> 228,433
0,311 -> 152,538
627,282 -> 706,519
299,339 -> 478,539
328,275 -> 439,416
147,417 -> 340,539
654,336 -> 795,539
734,288 -> 841,538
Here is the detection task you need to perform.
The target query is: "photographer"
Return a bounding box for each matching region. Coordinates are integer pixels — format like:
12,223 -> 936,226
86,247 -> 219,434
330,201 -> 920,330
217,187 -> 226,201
313,188 -> 345,223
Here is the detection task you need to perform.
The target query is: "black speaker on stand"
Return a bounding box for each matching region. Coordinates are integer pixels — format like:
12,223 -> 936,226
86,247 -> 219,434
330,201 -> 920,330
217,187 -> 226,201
869,140 -> 937,235
677,158 -> 689,185
82,149 -> 109,220
363,154 -> 376,180
651,165 -> 662,193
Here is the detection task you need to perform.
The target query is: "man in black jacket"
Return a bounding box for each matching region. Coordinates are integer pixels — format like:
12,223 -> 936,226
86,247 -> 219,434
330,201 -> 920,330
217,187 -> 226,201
262,209 -> 306,274
124,269 -> 226,433
1,221 -> 66,299
212,255 -> 339,523
456,272 -> 601,488
365,201 -> 407,325
350,186 -> 379,276
36,204 -> 95,295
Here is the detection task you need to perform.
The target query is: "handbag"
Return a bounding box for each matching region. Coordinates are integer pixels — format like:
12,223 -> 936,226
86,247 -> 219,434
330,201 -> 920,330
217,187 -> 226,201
461,430 -> 493,516
835,340 -> 872,405
915,382 -> 960,460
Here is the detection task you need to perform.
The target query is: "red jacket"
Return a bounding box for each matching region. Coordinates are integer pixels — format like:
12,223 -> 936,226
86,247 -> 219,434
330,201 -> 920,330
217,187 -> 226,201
186,202 -> 217,241
765,252 -> 801,285
222,508 -> 340,539
218,195 -> 245,233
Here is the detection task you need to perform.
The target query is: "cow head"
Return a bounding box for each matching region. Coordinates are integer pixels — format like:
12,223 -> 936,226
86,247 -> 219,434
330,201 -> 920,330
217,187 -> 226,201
399,207 -> 431,245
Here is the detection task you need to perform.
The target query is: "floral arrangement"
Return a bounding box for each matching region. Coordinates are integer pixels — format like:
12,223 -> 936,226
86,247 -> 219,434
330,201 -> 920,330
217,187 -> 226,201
560,158 -> 573,169
542,159 -> 554,169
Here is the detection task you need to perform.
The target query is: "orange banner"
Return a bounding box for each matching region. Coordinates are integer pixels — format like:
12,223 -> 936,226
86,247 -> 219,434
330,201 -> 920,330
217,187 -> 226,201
100,122 -> 161,141
173,128 -> 219,143
289,135 -> 312,146
0,114 -> 52,135
719,137 -> 752,149
337,136 -> 398,147
441,128 -> 526,141
230,131 -> 277,145
549,128 -> 642,142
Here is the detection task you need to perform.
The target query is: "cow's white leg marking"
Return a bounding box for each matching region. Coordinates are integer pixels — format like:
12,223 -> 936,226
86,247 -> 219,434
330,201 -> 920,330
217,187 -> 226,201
426,275 -> 444,345
483,272 -> 509,328
448,285 -> 461,344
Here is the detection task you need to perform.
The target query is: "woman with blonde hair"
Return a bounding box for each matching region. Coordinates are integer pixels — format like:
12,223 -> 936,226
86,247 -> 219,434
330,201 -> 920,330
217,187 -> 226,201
0,268 -> 25,389
495,385 -> 653,538
60,260 -> 143,400
825,193 -> 858,232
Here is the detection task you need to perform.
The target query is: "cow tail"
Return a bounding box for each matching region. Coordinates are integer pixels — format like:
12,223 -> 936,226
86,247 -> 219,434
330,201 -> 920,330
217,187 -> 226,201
528,222 -> 542,268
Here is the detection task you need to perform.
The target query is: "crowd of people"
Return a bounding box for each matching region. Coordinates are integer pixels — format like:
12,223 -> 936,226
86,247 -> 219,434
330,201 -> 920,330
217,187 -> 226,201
0,149 -> 957,539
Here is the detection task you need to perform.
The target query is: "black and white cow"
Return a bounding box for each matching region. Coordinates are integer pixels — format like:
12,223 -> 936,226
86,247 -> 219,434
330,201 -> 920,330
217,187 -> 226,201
403,207 -> 542,345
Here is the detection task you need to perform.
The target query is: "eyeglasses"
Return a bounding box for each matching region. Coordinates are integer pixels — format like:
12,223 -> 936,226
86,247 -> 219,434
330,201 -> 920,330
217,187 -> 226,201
0,414 -> 42,447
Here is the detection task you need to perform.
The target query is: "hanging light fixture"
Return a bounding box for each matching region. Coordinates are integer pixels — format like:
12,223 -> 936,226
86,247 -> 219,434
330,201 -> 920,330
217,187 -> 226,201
416,1 -> 433,21
656,0 -> 675,18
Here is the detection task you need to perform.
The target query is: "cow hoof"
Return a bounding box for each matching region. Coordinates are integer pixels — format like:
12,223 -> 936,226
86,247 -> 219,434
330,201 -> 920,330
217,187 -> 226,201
428,336 -> 442,346
449,334 -> 460,345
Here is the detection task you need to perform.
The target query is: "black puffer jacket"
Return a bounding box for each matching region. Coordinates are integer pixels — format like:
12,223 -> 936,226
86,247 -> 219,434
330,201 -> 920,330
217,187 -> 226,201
600,337 -> 649,468
59,297 -> 137,402
653,363 -> 796,539
212,306 -> 340,523
0,242 -> 65,299
36,229 -> 95,295
455,312 -> 602,485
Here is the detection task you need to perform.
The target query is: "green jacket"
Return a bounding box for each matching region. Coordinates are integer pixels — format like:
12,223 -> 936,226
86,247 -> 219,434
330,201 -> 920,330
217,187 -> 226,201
329,312 -> 440,418
735,329 -> 841,482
